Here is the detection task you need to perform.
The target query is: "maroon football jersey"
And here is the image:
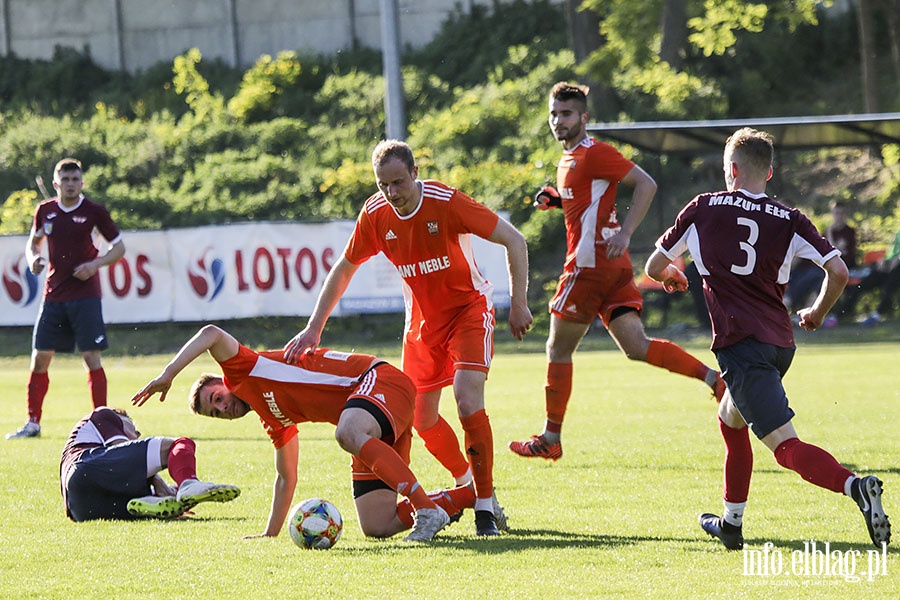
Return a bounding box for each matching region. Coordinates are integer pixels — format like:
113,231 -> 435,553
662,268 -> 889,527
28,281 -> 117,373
32,195 -> 121,301
655,189 -> 840,349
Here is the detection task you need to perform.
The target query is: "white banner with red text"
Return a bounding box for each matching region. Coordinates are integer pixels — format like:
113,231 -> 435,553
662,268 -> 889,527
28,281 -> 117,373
0,221 -> 511,326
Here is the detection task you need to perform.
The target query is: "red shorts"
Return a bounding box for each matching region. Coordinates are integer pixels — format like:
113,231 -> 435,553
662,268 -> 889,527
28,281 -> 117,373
401,300 -> 495,393
348,364 -> 416,481
549,267 -> 643,327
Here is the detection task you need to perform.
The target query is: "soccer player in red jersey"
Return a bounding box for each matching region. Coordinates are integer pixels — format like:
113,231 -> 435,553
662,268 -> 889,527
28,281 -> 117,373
61,406 -> 240,522
132,325 -> 476,542
646,127 -> 890,549
508,82 -> 723,461
284,140 -> 533,536
7,158 -> 125,440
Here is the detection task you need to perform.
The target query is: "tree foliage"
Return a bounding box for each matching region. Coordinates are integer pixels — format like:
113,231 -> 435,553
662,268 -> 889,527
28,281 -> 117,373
0,0 -> 897,262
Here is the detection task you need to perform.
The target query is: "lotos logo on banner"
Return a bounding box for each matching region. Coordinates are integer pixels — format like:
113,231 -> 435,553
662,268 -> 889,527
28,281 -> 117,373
2,254 -> 40,307
188,247 -> 226,301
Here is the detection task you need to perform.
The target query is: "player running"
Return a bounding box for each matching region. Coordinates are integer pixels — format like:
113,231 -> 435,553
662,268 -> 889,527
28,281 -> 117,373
509,82 -> 724,461
132,325 -> 476,543
284,140 -> 533,536
645,127 -> 890,549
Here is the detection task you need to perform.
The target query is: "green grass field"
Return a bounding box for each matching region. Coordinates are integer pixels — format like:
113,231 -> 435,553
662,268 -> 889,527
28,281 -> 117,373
1,341 -> 897,599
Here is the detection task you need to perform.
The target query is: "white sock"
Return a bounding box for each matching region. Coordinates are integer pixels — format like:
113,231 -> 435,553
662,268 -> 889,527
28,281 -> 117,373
723,501 -> 746,527
844,475 -> 858,498
454,468 -> 473,487
474,497 -> 493,512
542,430 -> 561,444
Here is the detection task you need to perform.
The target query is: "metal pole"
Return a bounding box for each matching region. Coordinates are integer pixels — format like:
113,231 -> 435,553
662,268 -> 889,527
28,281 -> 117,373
228,0 -> 241,67
112,0 -> 125,71
379,0 -> 406,140
0,0 -> 9,57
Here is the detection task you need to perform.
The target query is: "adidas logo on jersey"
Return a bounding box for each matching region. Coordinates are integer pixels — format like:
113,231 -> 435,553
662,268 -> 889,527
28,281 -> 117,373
385,230 -> 397,240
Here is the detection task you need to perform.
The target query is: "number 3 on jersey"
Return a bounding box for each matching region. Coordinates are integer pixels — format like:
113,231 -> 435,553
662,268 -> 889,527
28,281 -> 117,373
730,217 -> 758,276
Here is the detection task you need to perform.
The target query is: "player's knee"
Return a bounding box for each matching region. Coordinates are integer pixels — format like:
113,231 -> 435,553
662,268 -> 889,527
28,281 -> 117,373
333,427 -> 356,454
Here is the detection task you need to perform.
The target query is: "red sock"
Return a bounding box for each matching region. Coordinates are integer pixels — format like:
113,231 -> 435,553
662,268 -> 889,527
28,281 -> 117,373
545,362 -> 573,432
719,419 -> 753,503
774,437 -> 855,493
88,368 -> 107,408
167,437 -> 198,486
459,409 -> 493,499
417,416 -> 469,480
26,371 -> 49,423
396,485 -> 476,528
646,339 -> 711,382
359,438 -> 436,510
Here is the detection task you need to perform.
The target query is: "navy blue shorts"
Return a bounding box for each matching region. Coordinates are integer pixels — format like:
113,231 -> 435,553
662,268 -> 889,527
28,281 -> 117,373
715,337 -> 796,439
33,297 -> 108,353
63,439 -> 152,521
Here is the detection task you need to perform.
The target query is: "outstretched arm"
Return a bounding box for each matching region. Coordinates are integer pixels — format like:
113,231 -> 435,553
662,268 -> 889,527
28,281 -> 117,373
131,325 -> 240,406
244,436 -> 299,538
603,165 -> 657,260
283,255 -> 361,362
488,218 -> 533,340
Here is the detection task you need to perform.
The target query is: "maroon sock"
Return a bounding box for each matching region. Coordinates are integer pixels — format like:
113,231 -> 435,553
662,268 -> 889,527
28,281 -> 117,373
27,372 -> 50,423
88,368 -> 107,408
719,419 -> 753,503
774,437 -> 854,493
167,437 -> 198,486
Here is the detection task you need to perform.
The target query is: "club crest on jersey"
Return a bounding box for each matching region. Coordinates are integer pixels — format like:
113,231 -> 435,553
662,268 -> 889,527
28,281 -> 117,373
43,222 -> 54,236
427,221 -> 439,236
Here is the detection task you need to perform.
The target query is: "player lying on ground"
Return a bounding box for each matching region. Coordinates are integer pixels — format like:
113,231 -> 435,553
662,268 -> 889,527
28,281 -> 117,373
61,406 -> 239,521
132,325 -> 476,543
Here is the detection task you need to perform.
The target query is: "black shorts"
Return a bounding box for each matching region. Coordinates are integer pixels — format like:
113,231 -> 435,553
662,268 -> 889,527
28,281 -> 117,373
34,297 -> 108,353
715,337 -> 796,439
63,439 -> 152,521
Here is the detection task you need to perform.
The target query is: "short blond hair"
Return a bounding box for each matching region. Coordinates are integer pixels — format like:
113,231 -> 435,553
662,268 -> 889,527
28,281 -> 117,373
724,128 -> 774,179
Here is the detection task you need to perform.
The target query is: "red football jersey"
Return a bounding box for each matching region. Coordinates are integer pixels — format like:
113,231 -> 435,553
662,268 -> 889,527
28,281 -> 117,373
344,179 -> 500,340
219,345 -> 382,449
556,137 -> 635,272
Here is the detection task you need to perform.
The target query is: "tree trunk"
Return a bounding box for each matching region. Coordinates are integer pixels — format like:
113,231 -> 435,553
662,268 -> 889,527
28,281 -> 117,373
856,0 -> 880,113
660,0 -> 689,70
876,0 -> 900,82
565,0 -> 620,120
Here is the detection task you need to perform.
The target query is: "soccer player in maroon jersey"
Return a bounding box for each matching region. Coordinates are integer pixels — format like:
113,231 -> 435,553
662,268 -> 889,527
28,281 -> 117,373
7,158 -> 125,440
284,140 -> 533,536
61,406 -> 240,522
508,82 -> 724,461
646,127 -> 890,549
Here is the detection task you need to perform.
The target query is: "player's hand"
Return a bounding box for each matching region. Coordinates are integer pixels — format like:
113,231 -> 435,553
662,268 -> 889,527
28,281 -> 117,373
600,230 -> 631,260
796,308 -> 823,331
131,376 -> 173,406
242,532 -> 277,539
533,186 -> 562,210
283,327 -> 320,364
30,256 -> 46,275
72,260 -> 99,281
661,265 -> 689,293
508,303 -> 533,341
